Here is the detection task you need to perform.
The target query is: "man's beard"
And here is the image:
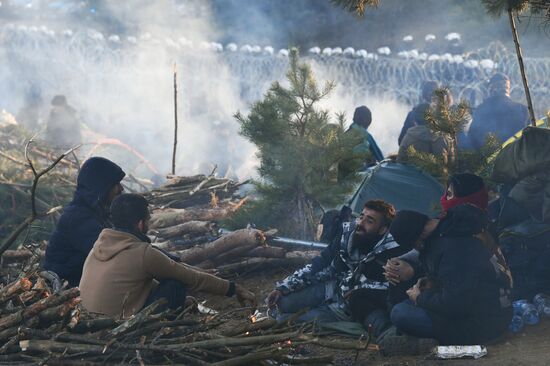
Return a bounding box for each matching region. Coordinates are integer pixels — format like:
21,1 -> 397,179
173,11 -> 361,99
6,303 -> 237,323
352,230 -> 382,253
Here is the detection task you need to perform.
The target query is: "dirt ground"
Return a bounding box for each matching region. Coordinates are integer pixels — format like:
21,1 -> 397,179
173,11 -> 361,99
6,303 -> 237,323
201,263 -> 550,366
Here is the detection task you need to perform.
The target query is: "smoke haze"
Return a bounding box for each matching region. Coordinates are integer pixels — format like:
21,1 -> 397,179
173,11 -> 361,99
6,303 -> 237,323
0,0 -> 548,181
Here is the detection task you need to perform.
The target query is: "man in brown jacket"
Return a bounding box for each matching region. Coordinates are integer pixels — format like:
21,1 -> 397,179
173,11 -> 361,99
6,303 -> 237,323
80,194 -> 256,317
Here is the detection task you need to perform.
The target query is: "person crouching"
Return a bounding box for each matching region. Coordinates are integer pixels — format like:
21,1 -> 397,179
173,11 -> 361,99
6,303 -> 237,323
79,193 -> 256,317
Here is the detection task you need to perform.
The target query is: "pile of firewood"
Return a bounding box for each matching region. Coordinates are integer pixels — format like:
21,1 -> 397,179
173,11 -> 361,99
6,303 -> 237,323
0,272 -> 371,365
144,173 -> 247,210
146,174 -> 319,277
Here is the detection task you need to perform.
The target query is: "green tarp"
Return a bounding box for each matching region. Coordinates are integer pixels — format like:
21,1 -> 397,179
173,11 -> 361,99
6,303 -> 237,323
349,161 -> 444,217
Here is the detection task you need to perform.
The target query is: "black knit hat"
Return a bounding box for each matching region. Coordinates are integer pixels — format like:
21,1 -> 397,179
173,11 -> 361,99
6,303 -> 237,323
448,173 -> 485,197
389,210 -> 429,250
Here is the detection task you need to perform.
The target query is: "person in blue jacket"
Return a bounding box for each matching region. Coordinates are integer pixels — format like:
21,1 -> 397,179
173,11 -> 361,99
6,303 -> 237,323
43,157 -> 125,287
468,73 -> 529,149
348,105 -> 384,164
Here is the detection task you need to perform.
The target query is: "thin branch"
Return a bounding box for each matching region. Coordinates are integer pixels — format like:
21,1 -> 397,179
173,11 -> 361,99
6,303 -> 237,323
0,141 -> 81,256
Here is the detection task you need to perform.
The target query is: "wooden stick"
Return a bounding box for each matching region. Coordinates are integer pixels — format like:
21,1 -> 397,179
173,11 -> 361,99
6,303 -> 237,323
172,63 -> 178,175
508,9 -> 536,126
109,298 -> 167,336
0,141 -> 80,257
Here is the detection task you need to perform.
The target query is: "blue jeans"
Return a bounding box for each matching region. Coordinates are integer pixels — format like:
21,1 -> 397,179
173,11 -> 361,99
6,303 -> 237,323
276,283 -> 340,323
391,300 -> 435,339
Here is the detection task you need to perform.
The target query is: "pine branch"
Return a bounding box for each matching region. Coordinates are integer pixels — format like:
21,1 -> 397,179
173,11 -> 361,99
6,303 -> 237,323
482,0 -> 530,17
404,146 -> 447,182
331,0 -> 380,16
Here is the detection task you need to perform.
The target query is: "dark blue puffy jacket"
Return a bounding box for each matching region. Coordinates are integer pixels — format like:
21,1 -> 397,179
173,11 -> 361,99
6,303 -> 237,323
43,157 -> 125,287
468,95 -> 529,149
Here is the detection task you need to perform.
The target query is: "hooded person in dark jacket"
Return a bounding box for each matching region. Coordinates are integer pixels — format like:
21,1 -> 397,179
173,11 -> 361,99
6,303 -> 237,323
43,157 -> 125,287
388,205 -> 512,345
468,73 -> 529,149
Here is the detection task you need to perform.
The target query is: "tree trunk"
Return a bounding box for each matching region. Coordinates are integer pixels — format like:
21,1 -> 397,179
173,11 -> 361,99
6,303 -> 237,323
508,9 -> 536,126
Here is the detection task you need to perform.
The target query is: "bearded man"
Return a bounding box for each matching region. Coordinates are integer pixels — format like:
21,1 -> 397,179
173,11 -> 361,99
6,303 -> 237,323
266,200 -> 409,337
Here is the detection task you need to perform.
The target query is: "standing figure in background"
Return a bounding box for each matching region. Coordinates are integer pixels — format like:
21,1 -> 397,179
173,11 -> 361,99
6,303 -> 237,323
45,95 -> 82,149
468,73 -> 529,149
16,85 -> 43,132
398,81 -> 439,145
348,105 -> 384,165
397,88 -> 456,168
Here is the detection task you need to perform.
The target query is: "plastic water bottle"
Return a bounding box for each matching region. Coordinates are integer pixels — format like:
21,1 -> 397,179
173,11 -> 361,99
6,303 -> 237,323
512,300 -> 540,325
512,300 -> 528,316
533,293 -> 550,318
521,303 -> 540,325
508,314 -> 524,333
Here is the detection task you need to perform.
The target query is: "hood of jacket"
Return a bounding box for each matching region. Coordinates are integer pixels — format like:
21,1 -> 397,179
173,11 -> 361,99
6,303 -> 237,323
73,157 -> 125,208
438,204 -> 487,237
92,229 -> 143,261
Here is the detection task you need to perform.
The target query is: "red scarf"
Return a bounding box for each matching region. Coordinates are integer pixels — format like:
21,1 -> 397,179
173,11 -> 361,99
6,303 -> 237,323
440,187 -> 489,214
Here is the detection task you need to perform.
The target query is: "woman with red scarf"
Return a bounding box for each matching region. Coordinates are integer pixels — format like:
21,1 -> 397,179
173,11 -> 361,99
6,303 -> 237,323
441,173 -> 512,288
384,173 -> 512,290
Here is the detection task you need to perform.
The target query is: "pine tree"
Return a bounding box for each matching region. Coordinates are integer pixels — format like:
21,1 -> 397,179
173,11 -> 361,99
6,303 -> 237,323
233,49 -> 367,239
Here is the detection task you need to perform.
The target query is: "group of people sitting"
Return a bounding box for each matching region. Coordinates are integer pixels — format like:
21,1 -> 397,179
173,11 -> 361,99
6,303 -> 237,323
267,172 -> 517,350
42,155 -> 541,352
39,70 -> 538,354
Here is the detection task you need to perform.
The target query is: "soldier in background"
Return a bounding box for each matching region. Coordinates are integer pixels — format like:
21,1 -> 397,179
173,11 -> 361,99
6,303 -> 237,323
45,95 -> 82,149
468,73 -> 529,149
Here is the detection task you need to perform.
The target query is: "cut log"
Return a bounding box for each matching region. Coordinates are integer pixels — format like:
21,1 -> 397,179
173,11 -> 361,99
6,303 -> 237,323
0,287 -> 79,331
176,229 -> 265,265
206,242 -> 260,267
150,201 -> 246,229
20,277 -> 48,303
0,278 -> 33,304
154,221 -> 215,239
1,249 -> 34,262
39,297 -> 80,323
246,246 -> 286,259
163,174 -> 206,187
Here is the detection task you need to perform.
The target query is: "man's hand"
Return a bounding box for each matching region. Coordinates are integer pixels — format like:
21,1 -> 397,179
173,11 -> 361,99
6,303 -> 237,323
235,284 -> 256,307
406,278 -> 423,304
266,289 -> 282,308
383,258 -> 414,285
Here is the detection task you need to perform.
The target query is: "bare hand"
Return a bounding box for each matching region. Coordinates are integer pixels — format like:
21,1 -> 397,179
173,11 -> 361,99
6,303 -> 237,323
383,258 -> 414,284
266,289 -> 282,308
235,284 -> 256,307
406,281 -> 421,304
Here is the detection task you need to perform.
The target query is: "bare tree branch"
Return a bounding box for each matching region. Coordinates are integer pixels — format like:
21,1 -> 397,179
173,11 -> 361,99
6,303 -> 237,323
0,141 -> 81,256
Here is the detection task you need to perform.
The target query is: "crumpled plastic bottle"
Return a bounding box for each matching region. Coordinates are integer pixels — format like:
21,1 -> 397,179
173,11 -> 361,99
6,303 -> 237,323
509,314 -> 524,333
533,293 -> 550,318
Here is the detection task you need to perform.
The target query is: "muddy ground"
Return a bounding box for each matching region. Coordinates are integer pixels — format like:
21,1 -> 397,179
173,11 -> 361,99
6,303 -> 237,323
201,263 -> 550,366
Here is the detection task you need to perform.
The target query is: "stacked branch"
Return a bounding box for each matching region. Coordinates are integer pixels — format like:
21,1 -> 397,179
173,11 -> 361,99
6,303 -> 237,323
0,270 -> 377,365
